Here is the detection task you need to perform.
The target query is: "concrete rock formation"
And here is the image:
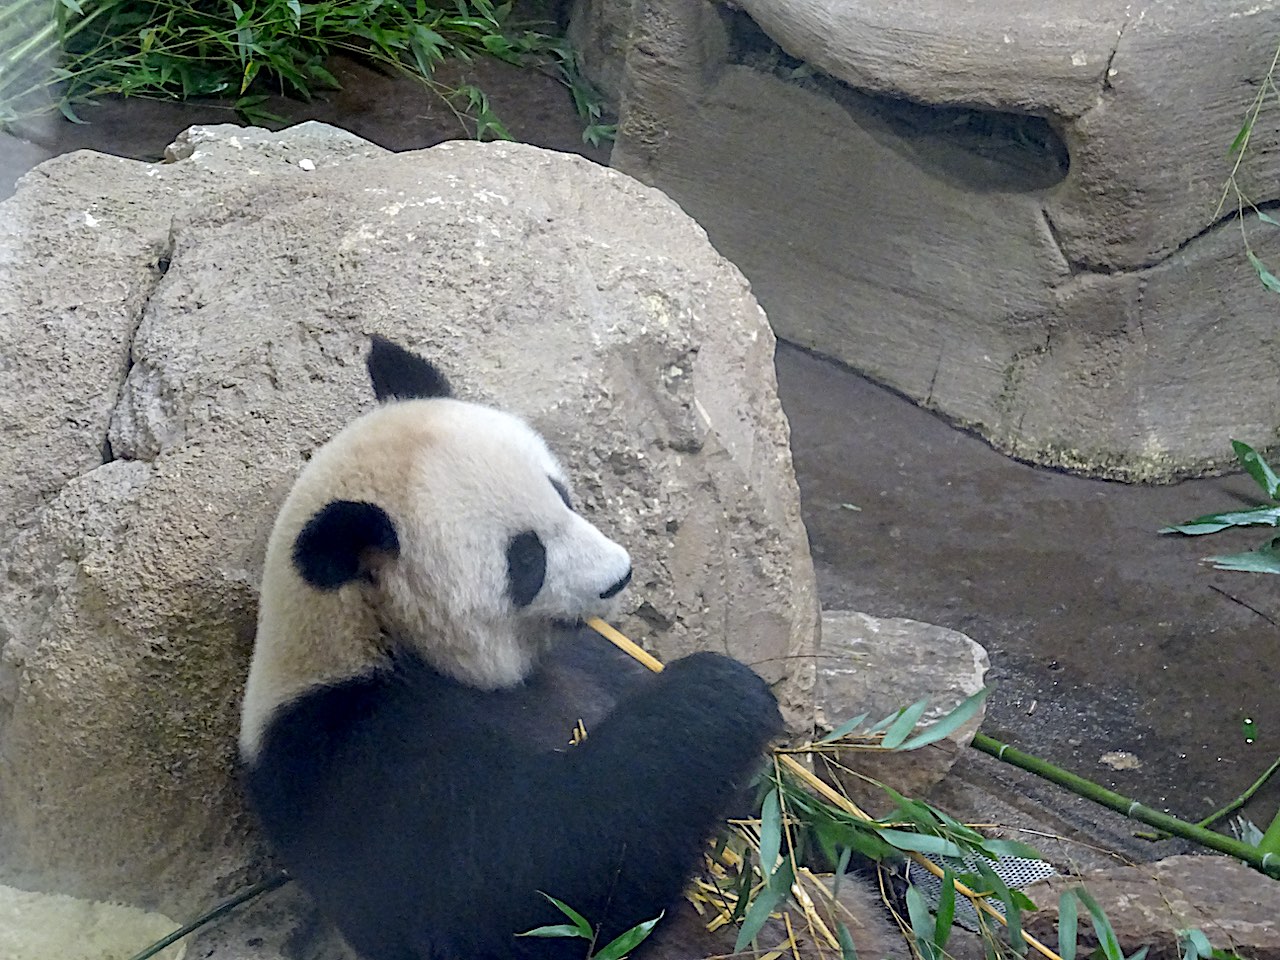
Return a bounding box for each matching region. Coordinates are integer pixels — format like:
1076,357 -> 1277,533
0,122 -> 817,910
571,0 -> 1280,480
1024,855 -> 1280,960
0,883 -> 185,960
817,611 -> 989,812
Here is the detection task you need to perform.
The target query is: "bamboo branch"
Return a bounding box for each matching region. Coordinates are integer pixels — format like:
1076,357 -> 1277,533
127,872 -> 290,960
971,732 -> 1280,878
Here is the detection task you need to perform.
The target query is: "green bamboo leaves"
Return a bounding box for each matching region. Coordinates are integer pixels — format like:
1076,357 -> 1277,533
1161,440 -> 1280,573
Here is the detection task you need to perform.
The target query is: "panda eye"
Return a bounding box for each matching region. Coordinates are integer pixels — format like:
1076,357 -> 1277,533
549,477 -> 573,511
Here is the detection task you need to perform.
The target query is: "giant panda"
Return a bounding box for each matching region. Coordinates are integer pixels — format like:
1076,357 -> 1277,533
239,336 -> 784,960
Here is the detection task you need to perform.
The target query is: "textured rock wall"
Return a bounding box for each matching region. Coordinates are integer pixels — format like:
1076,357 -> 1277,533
0,123 -> 818,910
574,0 -> 1280,480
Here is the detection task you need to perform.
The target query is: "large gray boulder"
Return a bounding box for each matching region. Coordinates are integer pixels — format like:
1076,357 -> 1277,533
817,611 -> 989,813
1024,855 -> 1280,960
571,0 -> 1280,480
0,122 -> 818,911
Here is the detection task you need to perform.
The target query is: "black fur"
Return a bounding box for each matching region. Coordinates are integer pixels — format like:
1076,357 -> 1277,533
245,634 -> 781,960
368,335 -> 453,402
506,531 -> 547,608
549,478 -> 573,511
599,568 -> 632,600
293,500 -> 400,590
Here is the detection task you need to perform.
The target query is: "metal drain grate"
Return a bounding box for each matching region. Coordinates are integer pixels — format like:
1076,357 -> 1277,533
907,853 -> 1057,930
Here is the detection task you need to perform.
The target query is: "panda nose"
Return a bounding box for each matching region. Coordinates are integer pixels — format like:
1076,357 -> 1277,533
599,568 -> 632,600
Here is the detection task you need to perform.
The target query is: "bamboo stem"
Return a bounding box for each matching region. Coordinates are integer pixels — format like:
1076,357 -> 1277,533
127,872 -> 290,960
971,732 -> 1280,878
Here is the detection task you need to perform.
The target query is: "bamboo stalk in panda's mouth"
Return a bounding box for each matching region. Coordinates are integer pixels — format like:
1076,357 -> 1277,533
585,617 -> 665,673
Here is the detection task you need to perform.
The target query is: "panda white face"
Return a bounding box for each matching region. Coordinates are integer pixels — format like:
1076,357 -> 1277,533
243,339 -> 632,752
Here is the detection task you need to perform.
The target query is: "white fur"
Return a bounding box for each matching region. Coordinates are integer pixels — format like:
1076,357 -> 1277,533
240,398 -> 631,758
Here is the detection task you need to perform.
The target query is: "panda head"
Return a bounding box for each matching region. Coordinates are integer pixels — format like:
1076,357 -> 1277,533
245,337 -> 632,747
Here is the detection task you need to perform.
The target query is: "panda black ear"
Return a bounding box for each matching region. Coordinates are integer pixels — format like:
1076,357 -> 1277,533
293,500 -> 400,590
367,336 -> 453,402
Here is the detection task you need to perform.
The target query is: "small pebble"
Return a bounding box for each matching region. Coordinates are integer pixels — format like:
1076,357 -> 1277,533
298,158 -> 316,172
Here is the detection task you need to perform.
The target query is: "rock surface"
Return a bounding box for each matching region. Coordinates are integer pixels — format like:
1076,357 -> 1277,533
0,883 -> 184,960
1024,856 -> 1280,960
571,0 -> 1280,479
0,122 -> 818,910
817,611 -> 989,810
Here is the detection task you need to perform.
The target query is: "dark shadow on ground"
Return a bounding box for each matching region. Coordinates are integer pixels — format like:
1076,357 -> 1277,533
777,342 -> 1280,826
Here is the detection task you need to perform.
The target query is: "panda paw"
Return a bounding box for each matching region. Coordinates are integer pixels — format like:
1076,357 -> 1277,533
658,652 -> 784,745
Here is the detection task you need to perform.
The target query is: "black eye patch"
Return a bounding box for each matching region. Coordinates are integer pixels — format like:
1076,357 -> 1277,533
549,477 -> 573,511
506,531 -> 546,608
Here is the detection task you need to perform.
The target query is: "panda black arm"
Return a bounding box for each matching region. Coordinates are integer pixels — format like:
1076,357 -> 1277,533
249,651 -> 779,960
498,651 -> 783,952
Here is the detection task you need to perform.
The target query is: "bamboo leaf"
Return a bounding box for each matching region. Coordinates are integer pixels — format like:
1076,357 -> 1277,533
934,869 -> 956,950
1258,211 -> 1280,227
1160,505 -> 1280,535
896,687 -> 991,751
1248,252 -> 1280,294
819,712 -> 871,743
57,99 -> 87,123
1205,536 -> 1280,574
537,893 -> 593,938
516,924 -> 586,939
906,885 -> 939,960
592,912 -> 663,960
1230,117 -> 1252,155
1180,928 -> 1213,960
758,788 -> 782,874
834,845 -> 853,885
880,698 -> 930,749
874,828 -> 963,858
1059,891 -> 1078,960
1076,887 -> 1123,960
733,878 -> 787,952
836,921 -> 860,960
1232,440 -> 1280,498
974,860 -> 1025,955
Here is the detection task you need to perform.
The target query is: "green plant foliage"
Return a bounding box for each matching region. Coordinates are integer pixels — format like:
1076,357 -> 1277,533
1058,891 -> 1078,960
1162,440 -> 1280,572
880,698 -> 930,749
1,0 -> 613,141
1217,44 -> 1280,290
1067,887 -> 1142,960
518,893 -> 594,940
1203,536 -> 1280,574
517,893 -> 662,960
835,921 -> 860,960
818,687 -> 991,751
896,687 -> 991,751
733,859 -> 794,953
906,884 -> 944,960
1179,927 -> 1249,960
